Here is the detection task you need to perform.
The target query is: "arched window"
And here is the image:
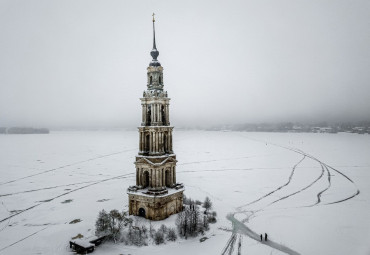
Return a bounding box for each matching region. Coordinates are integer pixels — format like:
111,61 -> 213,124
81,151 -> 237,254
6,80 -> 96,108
150,76 -> 152,84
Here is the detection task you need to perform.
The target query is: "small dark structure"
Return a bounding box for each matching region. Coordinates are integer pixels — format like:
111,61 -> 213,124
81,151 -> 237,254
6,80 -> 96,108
87,235 -> 107,246
69,240 -> 95,254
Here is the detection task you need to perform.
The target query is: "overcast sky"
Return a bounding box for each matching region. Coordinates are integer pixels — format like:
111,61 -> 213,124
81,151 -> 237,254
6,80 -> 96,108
0,0 -> 369,128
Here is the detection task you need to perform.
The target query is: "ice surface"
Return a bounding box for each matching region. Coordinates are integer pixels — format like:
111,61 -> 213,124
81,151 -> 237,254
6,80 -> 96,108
0,131 -> 369,254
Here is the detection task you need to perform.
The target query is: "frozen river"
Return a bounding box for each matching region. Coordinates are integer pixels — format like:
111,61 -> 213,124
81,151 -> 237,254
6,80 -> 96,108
0,130 -> 369,254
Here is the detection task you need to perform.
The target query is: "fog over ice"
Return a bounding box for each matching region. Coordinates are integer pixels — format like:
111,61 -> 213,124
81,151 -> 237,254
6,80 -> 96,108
0,0 -> 369,128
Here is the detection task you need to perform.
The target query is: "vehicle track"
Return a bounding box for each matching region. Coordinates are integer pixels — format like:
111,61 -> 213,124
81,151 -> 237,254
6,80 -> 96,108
285,147 -> 360,205
0,148 -> 136,186
237,155 -> 306,210
0,180 -> 98,197
221,232 -> 237,255
269,160 -> 324,205
0,173 -> 133,224
223,134 -> 361,254
0,227 -> 48,252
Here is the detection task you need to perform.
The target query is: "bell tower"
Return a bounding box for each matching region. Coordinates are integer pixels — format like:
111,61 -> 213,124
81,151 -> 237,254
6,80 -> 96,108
127,14 -> 184,221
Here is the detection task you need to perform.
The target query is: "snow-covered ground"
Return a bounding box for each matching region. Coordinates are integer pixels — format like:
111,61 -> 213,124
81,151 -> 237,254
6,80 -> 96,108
0,130 -> 369,254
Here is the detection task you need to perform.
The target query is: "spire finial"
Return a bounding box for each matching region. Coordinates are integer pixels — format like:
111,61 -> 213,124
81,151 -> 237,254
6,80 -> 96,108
150,13 -> 160,66
152,13 -> 157,50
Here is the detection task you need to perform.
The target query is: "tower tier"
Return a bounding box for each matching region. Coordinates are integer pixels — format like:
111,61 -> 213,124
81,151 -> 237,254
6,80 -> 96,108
138,126 -> 173,156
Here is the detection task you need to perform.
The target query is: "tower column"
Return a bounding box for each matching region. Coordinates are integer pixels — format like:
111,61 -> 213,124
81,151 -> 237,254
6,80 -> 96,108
159,104 -> 162,125
151,105 -> 154,125
153,104 -> 156,123
166,104 -> 169,125
142,105 -> 144,124
172,166 -> 176,184
139,132 -> 142,152
138,168 -> 141,186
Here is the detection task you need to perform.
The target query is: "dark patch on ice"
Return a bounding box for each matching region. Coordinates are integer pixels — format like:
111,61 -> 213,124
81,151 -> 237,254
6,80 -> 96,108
61,199 -> 73,204
10,210 -> 22,214
24,223 -> 55,227
69,219 -> 82,224
71,233 -> 84,239
38,199 -> 53,202
97,199 -> 110,202
199,237 -> 208,242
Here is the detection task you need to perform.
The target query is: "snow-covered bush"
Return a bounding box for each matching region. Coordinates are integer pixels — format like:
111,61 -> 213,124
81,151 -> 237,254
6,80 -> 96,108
167,228 -> 177,241
159,224 -> 168,235
154,230 -> 165,245
207,211 -> 217,223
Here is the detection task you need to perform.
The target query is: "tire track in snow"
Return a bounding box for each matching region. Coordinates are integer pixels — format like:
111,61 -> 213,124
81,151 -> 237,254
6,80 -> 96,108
236,155 -> 306,210
0,173 -> 134,223
0,180 -> 98,197
225,133 -> 361,254
0,148 -> 136,186
285,147 -> 360,206
304,164 -> 331,207
221,232 -> 237,255
323,164 -> 360,205
0,202 -> 11,233
0,227 -> 48,253
237,235 -> 242,255
269,160 -> 325,205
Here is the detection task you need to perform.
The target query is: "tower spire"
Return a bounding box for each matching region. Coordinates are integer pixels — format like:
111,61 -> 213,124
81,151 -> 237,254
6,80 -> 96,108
152,13 -> 157,50
150,13 -> 161,66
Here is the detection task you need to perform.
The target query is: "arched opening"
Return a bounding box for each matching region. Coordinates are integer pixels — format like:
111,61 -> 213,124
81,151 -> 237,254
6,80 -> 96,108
147,105 -> 151,125
142,171 -> 149,188
145,134 -> 150,153
159,76 -> 162,84
149,76 -> 152,84
138,208 -> 146,218
161,105 -> 165,125
165,170 -> 171,187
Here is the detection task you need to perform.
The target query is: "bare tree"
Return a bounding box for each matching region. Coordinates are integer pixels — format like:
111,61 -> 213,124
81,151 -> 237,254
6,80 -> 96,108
203,196 -> 212,213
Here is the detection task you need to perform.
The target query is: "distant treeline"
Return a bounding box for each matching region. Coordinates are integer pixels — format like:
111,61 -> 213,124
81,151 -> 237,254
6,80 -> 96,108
0,127 -> 49,134
179,121 -> 370,134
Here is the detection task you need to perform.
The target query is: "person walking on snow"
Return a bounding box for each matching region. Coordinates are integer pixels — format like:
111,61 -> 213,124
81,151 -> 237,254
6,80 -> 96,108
260,234 -> 263,241
265,233 -> 268,241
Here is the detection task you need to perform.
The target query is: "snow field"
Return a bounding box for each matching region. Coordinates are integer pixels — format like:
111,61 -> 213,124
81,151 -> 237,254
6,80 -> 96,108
0,130 -> 369,254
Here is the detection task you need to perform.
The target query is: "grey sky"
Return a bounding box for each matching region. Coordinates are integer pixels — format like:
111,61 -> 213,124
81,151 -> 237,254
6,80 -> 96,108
0,0 -> 369,128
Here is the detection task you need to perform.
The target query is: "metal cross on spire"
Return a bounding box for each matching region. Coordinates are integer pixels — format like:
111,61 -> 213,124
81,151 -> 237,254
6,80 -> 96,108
152,13 -> 157,50
149,13 -> 160,66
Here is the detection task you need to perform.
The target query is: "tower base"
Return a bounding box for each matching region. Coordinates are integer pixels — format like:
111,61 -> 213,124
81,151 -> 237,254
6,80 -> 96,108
127,186 -> 184,221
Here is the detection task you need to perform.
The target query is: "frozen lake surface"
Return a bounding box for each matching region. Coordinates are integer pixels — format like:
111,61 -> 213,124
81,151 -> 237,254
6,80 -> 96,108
0,130 -> 369,254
